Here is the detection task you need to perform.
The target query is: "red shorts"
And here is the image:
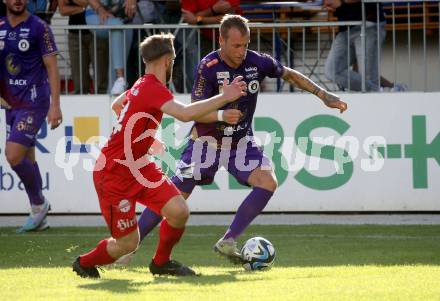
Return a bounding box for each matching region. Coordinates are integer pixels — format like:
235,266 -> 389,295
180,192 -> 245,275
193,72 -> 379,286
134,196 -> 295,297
93,164 -> 180,238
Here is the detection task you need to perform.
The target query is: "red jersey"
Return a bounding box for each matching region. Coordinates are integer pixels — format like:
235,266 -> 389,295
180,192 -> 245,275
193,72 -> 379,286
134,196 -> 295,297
181,0 -> 241,14
181,0 -> 242,40
97,74 -> 173,180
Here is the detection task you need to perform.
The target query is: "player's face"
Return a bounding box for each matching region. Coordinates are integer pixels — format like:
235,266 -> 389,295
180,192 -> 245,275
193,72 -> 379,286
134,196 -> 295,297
220,27 -> 250,68
165,53 -> 175,84
5,0 -> 28,16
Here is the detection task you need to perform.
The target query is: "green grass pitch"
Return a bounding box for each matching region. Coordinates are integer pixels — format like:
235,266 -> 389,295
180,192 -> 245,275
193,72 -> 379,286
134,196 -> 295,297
1,224 -> 440,301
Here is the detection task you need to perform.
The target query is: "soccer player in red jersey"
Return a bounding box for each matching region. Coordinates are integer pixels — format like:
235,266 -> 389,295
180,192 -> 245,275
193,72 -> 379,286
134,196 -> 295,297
72,33 -> 247,278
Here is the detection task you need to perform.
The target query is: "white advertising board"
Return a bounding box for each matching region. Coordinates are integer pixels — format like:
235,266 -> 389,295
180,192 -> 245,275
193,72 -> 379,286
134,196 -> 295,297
1,93 -> 439,213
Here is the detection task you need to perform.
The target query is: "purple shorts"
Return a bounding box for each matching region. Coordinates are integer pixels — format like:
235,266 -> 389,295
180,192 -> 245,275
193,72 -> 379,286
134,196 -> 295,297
171,138 -> 272,193
5,107 -> 48,147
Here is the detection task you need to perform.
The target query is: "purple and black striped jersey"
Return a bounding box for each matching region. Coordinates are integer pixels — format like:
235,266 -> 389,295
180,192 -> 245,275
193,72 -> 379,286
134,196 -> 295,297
0,15 -> 57,109
190,49 -> 284,146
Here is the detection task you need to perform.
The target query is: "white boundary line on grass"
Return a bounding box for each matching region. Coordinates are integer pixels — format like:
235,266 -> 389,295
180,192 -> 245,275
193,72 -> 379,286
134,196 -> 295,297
1,233 -> 440,240
1,214 -> 440,227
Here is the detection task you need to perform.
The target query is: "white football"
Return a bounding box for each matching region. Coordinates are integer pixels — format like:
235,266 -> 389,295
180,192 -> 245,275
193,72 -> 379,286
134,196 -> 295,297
240,236 -> 275,271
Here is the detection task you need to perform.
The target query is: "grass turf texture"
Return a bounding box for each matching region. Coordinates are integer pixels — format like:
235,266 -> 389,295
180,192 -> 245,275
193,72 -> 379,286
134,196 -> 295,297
1,225 -> 440,301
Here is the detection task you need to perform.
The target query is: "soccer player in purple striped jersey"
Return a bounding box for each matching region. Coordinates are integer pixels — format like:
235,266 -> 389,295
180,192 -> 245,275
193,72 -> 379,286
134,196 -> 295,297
122,14 -> 347,265
0,0 -> 62,233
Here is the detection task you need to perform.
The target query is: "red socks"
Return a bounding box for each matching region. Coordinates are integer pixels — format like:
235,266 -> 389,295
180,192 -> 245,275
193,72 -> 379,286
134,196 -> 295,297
153,220 -> 185,266
79,239 -> 116,267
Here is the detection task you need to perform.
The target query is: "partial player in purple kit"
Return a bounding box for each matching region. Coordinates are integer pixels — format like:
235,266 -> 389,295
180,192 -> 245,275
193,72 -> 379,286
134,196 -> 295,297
0,0 -> 62,233
119,14 -> 347,265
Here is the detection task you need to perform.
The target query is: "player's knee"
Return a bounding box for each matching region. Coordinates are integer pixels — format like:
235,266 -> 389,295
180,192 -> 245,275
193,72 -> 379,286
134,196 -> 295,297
255,175 -> 278,192
174,204 -> 190,224
167,203 -> 190,227
5,152 -> 24,167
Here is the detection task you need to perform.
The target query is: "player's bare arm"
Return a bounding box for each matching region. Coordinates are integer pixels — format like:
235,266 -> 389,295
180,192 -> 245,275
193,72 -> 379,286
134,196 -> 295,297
281,67 -> 348,113
111,91 -> 128,116
161,76 -> 247,122
194,108 -> 243,124
43,54 -> 63,129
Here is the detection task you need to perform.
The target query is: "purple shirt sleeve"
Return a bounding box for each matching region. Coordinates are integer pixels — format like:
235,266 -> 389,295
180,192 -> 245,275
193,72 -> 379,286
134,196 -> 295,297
37,20 -> 58,56
260,53 -> 284,78
191,58 -> 216,102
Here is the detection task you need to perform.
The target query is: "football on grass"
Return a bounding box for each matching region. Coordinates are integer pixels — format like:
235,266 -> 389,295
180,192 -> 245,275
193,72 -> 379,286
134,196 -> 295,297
240,236 -> 275,271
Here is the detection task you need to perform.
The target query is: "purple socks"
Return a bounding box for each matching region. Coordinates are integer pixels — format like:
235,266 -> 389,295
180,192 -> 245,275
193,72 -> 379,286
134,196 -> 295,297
138,208 -> 162,241
223,187 -> 273,240
11,158 -> 44,205
136,187 -> 273,243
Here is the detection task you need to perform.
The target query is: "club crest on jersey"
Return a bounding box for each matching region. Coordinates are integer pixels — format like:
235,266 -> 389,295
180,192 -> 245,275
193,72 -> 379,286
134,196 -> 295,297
248,80 -> 260,94
118,199 -> 131,213
18,39 -> 29,52
216,72 -> 230,80
8,31 -> 16,40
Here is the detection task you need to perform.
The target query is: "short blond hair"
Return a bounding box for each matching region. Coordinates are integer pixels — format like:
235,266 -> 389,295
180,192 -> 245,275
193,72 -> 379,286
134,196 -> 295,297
139,33 -> 175,62
220,14 -> 250,39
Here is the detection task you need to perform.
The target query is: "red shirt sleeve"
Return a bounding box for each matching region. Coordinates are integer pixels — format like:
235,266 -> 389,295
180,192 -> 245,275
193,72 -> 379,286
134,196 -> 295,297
181,0 -> 197,12
148,82 -> 174,111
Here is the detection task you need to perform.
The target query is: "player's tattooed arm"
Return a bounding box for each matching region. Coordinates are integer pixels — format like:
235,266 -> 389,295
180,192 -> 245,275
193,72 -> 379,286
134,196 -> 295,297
282,67 -> 348,113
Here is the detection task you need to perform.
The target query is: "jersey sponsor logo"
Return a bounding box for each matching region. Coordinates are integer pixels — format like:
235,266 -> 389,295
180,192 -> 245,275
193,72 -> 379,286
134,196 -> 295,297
194,75 -> 206,97
118,199 -> 131,213
9,79 -> 27,86
6,53 -> 20,75
206,58 -> 219,68
20,28 -> 30,33
245,66 -> 257,72
248,80 -> 260,94
220,121 -> 249,136
19,33 -> 29,38
216,71 -> 230,80
18,39 -> 29,51
116,217 -> 137,231
246,72 -> 258,79
16,121 -> 36,133
0,30 -> 6,37
8,31 -> 16,40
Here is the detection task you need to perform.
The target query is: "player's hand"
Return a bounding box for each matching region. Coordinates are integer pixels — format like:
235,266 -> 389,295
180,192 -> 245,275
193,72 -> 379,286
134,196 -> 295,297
47,103 -> 63,130
222,109 -> 243,125
320,90 -> 347,113
221,76 -> 247,102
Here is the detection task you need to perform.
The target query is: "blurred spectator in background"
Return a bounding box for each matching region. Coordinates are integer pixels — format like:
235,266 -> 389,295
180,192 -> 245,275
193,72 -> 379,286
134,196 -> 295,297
179,0 -> 241,92
27,0 -> 58,24
324,0 -> 385,91
126,0 -> 159,87
59,0 -> 109,94
86,0 -> 135,95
